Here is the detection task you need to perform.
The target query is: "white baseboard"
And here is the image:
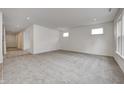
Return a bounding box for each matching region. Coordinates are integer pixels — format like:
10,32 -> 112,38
113,53 -> 124,73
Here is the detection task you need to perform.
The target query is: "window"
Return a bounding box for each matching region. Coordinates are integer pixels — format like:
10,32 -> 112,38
91,28 -> 104,35
63,32 -> 69,37
115,11 -> 124,58
116,17 -> 122,55
122,13 -> 124,57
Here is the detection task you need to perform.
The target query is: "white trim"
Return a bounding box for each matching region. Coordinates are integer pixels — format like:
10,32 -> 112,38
116,51 -> 124,60
122,56 -> 124,59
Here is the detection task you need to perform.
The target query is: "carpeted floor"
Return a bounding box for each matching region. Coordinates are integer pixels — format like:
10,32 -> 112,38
1,50 -> 124,84
5,48 -> 29,58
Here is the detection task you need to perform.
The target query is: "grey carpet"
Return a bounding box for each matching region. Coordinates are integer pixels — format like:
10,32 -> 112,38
5,49 -> 29,58
2,50 -> 124,84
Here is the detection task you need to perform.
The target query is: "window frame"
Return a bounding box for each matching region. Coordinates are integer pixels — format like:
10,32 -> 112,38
63,32 -> 69,38
116,16 -> 122,55
122,11 -> 124,58
116,11 -> 124,59
91,28 -> 104,35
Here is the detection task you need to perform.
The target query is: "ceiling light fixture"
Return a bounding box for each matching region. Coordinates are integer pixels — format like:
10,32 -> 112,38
26,17 -> 30,20
93,18 -> 96,21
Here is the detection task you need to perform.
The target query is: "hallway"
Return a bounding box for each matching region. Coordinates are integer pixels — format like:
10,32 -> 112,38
5,48 -> 29,58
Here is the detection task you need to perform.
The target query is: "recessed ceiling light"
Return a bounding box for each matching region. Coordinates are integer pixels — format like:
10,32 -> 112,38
26,17 -> 30,20
93,18 -> 96,21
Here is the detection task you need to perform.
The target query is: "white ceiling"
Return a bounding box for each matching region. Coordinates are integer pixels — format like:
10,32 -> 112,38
0,8 -> 118,32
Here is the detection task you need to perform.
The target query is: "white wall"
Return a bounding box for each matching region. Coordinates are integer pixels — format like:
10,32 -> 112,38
21,23 -> 114,56
23,26 -> 33,53
60,22 -> 114,56
113,9 -> 124,72
0,12 -> 3,63
23,29 -> 31,50
21,24 -> 60,54
32,25 -> 60,54
6,33 -> 17,48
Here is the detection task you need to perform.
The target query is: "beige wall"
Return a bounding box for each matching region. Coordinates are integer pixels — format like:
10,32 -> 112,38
6,33 -> 17,48
17,32 -> 23,49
